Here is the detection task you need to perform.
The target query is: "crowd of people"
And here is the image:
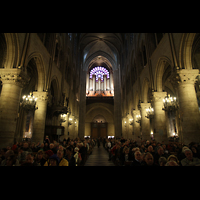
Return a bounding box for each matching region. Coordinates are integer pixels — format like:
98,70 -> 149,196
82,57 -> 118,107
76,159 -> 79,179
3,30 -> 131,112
0,136 -> 95,166
1,135 -> 200,166
103,137 -> 200,166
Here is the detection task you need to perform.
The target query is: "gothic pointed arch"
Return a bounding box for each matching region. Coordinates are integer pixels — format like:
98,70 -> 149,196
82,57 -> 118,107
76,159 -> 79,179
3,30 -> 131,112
50,75 -> 60,106
86,103 -> 114,116
25,52 -> 46,92
154,56 -> 173,92
84,50 -> 116,71
141,77 -> 150,103
179,33 -> 196,69
133,91 -> 139,110
92,115 -> 106,123
0,33 -> 7,68
3,33 -> 19,69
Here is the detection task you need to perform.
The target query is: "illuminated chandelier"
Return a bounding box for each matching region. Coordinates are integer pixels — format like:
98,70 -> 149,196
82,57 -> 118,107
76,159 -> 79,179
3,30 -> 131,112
60,114 -> 67,123
136,114 -> 141,123
145,107 -> 154,118
21,93 -> 38,110
162,94 -> 178,111
129,118 -> 133,125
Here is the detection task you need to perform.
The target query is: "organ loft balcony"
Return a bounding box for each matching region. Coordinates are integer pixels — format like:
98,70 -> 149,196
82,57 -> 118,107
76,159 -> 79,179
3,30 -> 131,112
86,95 -> 114,106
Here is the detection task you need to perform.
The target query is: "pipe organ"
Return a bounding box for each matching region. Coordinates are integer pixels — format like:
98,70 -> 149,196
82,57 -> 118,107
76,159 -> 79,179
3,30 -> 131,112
86,66 -> 114,96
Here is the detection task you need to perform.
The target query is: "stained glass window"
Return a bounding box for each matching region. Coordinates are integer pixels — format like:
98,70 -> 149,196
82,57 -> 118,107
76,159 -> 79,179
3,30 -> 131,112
89,66 -> 110,81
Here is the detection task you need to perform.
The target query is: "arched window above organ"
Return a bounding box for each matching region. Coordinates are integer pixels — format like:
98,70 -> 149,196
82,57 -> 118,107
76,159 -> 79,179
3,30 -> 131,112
89,66 -> 110,81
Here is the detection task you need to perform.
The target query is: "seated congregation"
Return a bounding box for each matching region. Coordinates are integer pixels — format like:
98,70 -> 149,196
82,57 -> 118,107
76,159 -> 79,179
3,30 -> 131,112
0,136 -> 95,166
104,137 -> 200,166
1,135 -> 200,166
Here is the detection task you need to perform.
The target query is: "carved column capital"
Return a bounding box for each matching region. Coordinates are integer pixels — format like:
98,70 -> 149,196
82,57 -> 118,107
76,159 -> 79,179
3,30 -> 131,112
169,69 -> 199,87
133,110 -> 140,115
153,91 -> 167,102
0,69 -> 29,88
33,91 -> 48,102
140,103 -> 151,110
177,69 -> 199,85
132,110 -> 141,123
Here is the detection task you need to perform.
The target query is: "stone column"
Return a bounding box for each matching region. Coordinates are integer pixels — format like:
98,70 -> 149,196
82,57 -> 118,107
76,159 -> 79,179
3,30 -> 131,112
0,69 -> 29,148
68,114 -> 73,138
127,116 -> 133,139
176,69 -> 200,144
122,117 -> 125,137
78,69 -> 86,139
71,115 -> 75,139
32,91 -> 48,143
128,121 -> 133,139
22,110 -> 28,138
113,69 -> 122,138
153,91 -> 168,143
126,115 -> 132,139
15,106 -> 26,141
74,117 -> 78,138
140,103 -> 151,141
63,113 -> 69,139
133,110 -> 141,141
125,116 -> 129,139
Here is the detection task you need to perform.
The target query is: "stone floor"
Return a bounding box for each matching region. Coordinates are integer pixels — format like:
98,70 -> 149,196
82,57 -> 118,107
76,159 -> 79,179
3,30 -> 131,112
84,144 -> 115,166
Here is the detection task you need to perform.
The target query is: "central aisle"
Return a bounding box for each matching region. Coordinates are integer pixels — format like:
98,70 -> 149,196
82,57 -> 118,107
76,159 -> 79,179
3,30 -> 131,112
84,144 -> 115,166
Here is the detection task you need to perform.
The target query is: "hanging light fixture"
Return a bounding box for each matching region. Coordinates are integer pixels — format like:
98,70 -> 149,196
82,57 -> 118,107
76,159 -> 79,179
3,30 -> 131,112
60,114 -> 67,123
145,107 -> 154,118
162,94 -> 178,111
129,118 -> 133,125
21,93 -> 38,110
68,117 -> 73,126
136,114 -> 141,123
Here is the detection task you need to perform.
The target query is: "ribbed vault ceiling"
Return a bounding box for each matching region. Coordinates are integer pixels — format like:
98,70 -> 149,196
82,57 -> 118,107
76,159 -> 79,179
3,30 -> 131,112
79,33 -> 123,68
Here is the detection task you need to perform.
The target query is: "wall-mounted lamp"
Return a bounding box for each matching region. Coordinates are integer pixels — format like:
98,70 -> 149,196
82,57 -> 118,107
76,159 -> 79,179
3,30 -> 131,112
68,118 -> 73,126
129,118 -> 133,125
162,94 -> 178,111
136,114 -> 141,123
60,114 -> 67,123
145,107 -> 154,119
20,93 -> 38,111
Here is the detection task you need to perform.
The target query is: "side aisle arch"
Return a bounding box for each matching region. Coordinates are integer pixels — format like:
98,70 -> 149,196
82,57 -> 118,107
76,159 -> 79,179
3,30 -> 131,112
4,33 -> 19,69
25,52 -> 46,92
154,56 -> 172,92
141,77 -> 150,103
179,33 -> 196,69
